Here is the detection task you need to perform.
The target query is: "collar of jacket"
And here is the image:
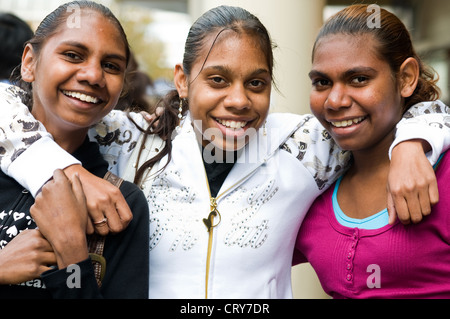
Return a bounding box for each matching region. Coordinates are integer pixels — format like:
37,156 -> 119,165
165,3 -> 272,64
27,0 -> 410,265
173,112 -> 304,195
178,111 -> 303,161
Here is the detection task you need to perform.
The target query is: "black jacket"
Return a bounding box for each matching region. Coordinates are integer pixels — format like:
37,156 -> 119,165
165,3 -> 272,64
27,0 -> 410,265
0,139 -> 149,298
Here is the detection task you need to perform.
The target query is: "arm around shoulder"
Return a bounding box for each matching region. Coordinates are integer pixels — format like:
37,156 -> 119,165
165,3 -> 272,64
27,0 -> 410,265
287,114 -> 351,190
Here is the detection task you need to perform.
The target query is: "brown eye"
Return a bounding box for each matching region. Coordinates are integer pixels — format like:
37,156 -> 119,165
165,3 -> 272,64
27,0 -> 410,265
249,80 -> 264,87
212,77 -> 224,83
103,62 -> 121,73
64,52 -> 82,61
351,76 -> 369,85
312,78 -> 330,89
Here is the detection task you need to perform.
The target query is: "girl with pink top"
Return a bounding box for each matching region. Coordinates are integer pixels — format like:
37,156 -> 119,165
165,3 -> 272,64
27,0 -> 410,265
294,4 -> 450,298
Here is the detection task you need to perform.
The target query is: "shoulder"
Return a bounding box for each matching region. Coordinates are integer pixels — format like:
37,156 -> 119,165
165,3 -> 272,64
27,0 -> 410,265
404,100 -> 449,118
0,83 -> 26,104
436,151 -> 450,178
265,112 -> 306,130
265,113 -> 315,148
119,180 -> 149,218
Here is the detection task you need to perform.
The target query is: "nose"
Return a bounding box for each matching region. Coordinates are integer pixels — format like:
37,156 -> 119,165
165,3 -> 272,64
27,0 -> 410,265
224,84 -> 250,110
325,83 -> 352,110
76,61 -> 106,88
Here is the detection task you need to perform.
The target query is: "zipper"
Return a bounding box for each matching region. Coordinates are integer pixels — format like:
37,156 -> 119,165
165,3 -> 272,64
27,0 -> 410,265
202,167 -> 260,299
200,119 -> 301,298
203,196 -> 220,299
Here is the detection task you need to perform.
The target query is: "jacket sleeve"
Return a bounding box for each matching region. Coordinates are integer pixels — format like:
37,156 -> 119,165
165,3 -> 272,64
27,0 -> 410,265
285,115 -> 351,191
285,100 -> 450,191
41,258 -> 102,299
390,100 -> 450,165
87,111 -> 148,177
0,84 -> 81,196
41,183 -> 149,299
0,84 -> 146,196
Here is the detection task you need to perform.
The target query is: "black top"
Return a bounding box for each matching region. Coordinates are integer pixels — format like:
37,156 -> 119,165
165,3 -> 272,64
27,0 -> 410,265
0,138 -> 149,298
202,149 -> 238,198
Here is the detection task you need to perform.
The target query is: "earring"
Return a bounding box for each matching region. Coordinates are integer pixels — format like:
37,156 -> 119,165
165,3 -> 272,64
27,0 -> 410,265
174,99 -> 184,136
178,99 -> 183,120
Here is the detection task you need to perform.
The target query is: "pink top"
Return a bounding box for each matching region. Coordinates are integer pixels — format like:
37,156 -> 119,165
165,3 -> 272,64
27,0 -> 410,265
294,152 -> 450,299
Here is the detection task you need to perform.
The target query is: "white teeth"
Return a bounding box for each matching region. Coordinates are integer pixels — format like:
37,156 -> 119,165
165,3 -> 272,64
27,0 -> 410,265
217,119 -> 247,130
331,117 -> 365,128
63,90 -> 100,104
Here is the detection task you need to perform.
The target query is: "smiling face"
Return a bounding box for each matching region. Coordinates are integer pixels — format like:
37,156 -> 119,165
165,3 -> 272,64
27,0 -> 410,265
309,33 -> 405,153
175,31 -> 272,152
22,9 -> 127,151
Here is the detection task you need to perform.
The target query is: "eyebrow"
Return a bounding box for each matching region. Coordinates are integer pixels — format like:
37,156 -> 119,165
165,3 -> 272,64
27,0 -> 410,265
203,65 -> 271,77
60,40 -> 127,62
309,67 -> 378,80
308,70 -> 327,79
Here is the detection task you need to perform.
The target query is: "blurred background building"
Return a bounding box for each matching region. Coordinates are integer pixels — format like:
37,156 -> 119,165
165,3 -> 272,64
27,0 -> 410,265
1,0 -> 449,298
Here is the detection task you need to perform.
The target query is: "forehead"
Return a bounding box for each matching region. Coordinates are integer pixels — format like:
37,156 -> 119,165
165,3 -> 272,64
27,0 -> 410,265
312,33 -> 387,71
195,31 -> 270,71
49,9 -> 126,52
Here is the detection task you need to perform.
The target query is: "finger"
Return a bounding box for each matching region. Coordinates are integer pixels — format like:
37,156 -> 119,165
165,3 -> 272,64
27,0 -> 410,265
391,194 -> 411,225
86,192 -> 112,236
101,201 -> 133,234
88,206 -> 110,236
71,173 -> 87,206
37,236 -> 54,253
113,197 -> 133,230
140,111 -> 153,122
386,193 -> 397,225
52,168 -> 70,183
403,192 -> 423,224
86,219 -> 95,235
155,106 -> 164,116
39,266 -> 55,275
41,251 -> 57,266
92,215 -> 110,236
418,187 -> 432,218
46,169 -> 71,195
101,189 -> 133,234
428,178 -> 439,207
102,203 -> 132,234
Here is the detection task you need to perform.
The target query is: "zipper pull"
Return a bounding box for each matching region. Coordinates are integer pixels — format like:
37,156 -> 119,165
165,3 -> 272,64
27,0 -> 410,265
203,211 -> 217,233
203,197 -> 221,232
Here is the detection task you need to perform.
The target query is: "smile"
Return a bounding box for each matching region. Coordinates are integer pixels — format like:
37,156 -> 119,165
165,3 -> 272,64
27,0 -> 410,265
62,90 -> 102,104
216,118 -> 248,130
330,116 -> 366,128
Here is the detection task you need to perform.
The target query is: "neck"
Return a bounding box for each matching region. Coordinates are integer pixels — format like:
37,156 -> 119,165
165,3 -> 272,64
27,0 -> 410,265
347,131 -> 394,179
51,130 -> 87,154
32,108 -> 88,154
337,133 -> 395,220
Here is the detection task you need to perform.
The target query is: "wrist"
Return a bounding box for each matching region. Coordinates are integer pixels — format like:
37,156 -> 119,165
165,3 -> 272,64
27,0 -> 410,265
392,139 -> 429,156
63,164 -> 86,179
52,234 -> 89,269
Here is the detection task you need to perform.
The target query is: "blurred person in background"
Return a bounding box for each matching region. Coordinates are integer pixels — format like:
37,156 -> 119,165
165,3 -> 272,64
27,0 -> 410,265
116,51 -> 155,113
0,13 -> 33,84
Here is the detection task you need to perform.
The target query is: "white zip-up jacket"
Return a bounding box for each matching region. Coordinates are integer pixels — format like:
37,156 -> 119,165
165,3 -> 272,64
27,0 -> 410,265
141,112 -> 345,299
0,83 -> 449,298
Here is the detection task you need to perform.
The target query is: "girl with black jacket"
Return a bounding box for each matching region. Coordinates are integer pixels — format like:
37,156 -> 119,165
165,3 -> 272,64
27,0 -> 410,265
0,1 -> 149,298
